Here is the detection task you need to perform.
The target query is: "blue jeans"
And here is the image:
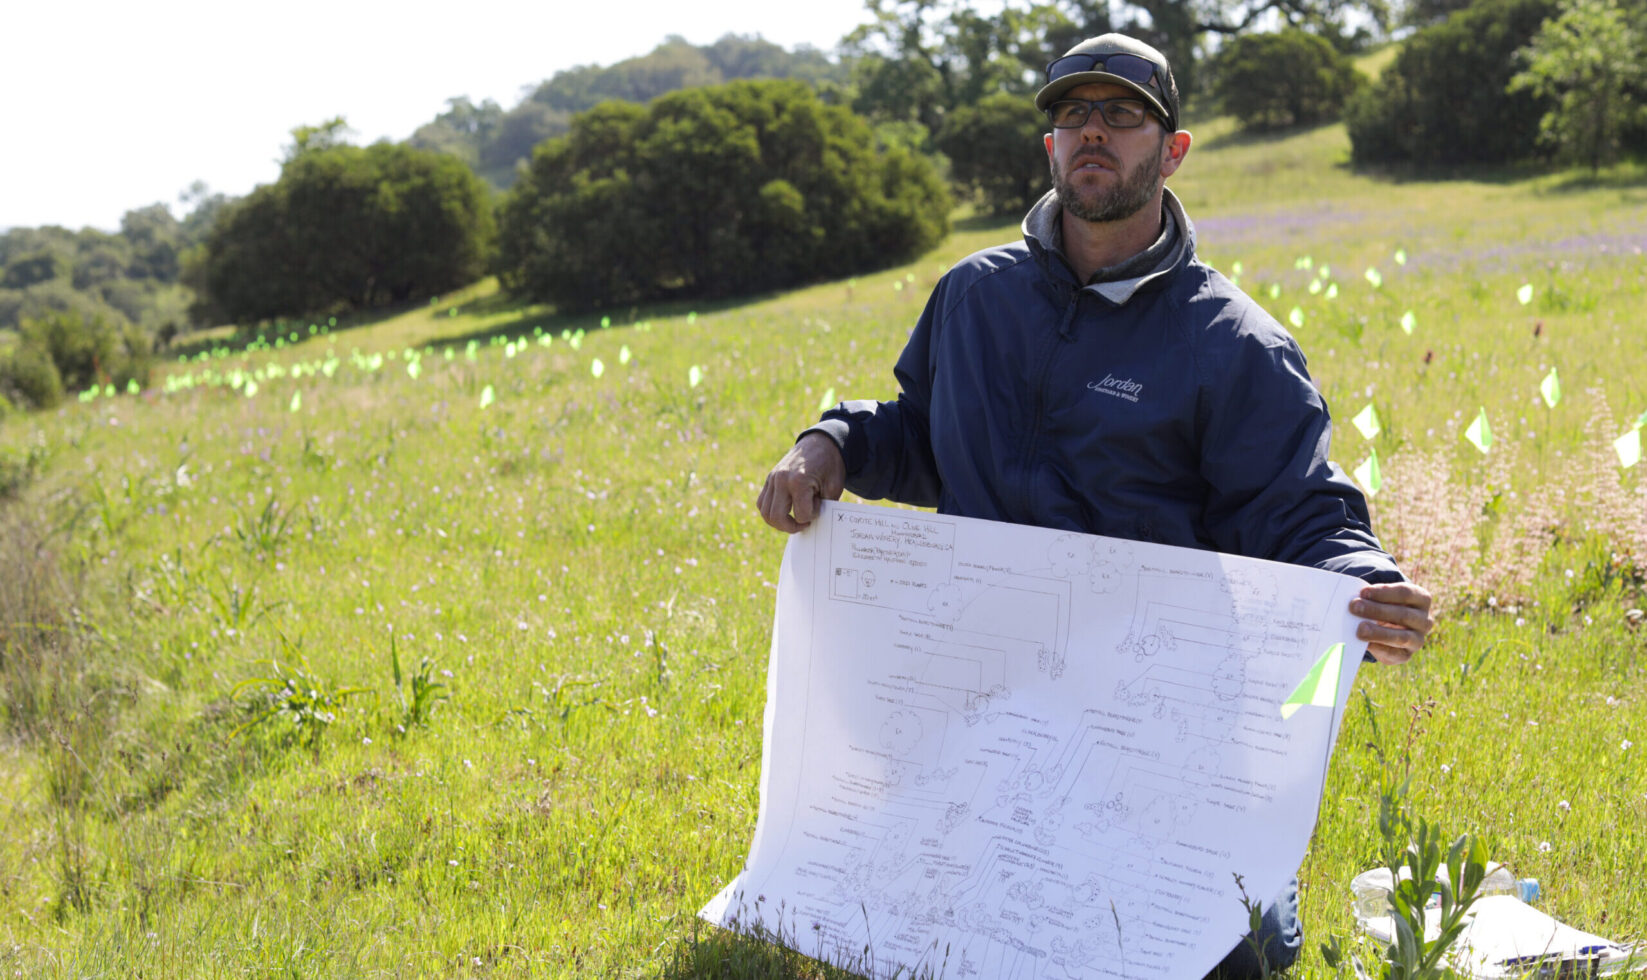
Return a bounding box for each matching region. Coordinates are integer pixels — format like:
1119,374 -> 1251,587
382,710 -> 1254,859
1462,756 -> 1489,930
1202,876 -> 1302,979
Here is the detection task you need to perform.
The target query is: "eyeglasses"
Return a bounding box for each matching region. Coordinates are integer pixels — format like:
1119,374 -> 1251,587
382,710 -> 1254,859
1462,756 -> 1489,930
1044,51 -> 1165,95
1046,98 -> 1152,129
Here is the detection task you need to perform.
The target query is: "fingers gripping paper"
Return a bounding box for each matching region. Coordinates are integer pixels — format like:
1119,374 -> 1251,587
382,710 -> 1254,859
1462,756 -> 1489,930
702,502 -> 1367,979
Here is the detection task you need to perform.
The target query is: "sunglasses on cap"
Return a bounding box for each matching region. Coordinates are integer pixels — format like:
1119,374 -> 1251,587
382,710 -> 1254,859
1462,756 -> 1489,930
1043,51 -> 1167,94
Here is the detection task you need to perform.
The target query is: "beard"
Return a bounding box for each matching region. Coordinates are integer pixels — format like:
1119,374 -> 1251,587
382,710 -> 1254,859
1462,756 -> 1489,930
1051,140 -> 1163,223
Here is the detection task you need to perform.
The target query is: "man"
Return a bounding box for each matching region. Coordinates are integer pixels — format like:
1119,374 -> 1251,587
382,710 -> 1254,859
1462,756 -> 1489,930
757,33 -> 1434,978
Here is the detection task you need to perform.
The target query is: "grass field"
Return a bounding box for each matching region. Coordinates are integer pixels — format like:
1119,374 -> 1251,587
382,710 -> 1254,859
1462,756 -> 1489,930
1,118 -> 1645,978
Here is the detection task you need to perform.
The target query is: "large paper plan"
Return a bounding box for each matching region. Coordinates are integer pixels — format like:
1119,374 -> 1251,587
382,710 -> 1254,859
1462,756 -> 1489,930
703,501 -> 1368,978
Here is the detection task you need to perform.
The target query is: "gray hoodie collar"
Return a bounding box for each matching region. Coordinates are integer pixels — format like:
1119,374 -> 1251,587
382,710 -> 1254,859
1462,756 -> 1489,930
1022,186 -> 1195,305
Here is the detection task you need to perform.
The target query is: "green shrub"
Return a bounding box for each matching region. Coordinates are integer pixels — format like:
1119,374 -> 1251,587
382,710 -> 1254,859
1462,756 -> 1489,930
1212,30 -> 1366,131
936,92 -> 1049,215
17,312 -> 152,394
196,142 -> 495,325
495,79 -> 950,311
1345,0 -> 1558,165
0,343 -> 65,410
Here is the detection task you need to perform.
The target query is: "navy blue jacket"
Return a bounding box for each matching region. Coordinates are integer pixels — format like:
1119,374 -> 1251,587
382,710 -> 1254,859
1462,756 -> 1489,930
808,189 -> 1401,584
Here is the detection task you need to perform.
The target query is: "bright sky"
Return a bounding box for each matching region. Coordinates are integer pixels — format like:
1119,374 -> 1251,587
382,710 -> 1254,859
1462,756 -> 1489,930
1,0 -> 877,233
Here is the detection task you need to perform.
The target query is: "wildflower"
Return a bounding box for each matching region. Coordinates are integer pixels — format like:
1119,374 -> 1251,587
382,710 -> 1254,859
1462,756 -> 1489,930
1538,842 -> 1552,853
1624,740 -> 1633,751
362,737 -> 372,746
1440,764 -> 1452,774
1558,800 -> 1570,811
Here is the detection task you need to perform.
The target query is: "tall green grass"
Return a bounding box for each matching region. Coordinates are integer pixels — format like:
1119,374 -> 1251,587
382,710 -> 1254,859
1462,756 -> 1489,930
0,120 -> 1643,978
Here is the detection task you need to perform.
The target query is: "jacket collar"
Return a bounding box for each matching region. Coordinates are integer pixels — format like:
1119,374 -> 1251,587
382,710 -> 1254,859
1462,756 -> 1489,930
1021,186 -> 1196,305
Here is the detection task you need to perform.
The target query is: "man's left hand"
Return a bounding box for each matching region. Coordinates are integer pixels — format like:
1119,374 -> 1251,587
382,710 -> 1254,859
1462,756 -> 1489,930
1351,582 -> 1434,665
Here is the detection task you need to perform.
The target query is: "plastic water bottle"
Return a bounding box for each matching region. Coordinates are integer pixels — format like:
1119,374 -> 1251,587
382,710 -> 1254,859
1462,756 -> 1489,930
1351,863 -> 1540,927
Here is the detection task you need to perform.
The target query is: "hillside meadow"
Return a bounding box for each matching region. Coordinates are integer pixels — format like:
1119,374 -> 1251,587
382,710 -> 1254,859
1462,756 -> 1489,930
1,118 -> 1645,978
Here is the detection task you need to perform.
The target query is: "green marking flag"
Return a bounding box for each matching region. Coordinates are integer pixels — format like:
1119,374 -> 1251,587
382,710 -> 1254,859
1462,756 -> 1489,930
1400,310 -> 1417,335
1308,278 -> 1322,296
1354,448 -> 1383,496
591,358 -> 605,378
244,380 -> 258,398
479,385 -> 495,409
1319,265 -> 1331,279
1288,306 -> 1305,328
1364,267 -> 1383,288
1465,407 -> 1493,453
894,280 -> 905,292
505,341 -> 517,359
1268,283 -> 1281,299
408,360 -> 422,380
1232,261 -> 1244,277
1517,283 -> 1534,305
1295,255 -> 1313,270
1352,403 -> 1381,440
1617,428 -> 1642,469
687,312 -> 698,324
1540,367 -> 1561,408
818,387 -> 836,412
290,391 -> 302,413
1281,643 -> 1346,719
619,345 -> 632,365
1325,283 -> 1339,301
688,365 -> 703,388
126,378 -> 139,395
1394,248 -> 1408,266
1637,409 -> 1646,428
601,316 -> 611,328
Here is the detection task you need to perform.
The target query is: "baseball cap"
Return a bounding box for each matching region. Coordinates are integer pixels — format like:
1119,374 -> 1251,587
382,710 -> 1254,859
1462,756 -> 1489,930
1035,34 -> 1181,132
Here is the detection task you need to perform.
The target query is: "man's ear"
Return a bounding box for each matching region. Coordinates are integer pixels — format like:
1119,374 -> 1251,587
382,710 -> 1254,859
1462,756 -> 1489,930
1160,130 -> 1193,177
1044,132 -> 1055,163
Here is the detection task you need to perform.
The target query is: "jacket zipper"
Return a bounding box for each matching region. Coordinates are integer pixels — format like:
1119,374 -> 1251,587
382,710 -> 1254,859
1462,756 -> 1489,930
1016,290 -> 1082,516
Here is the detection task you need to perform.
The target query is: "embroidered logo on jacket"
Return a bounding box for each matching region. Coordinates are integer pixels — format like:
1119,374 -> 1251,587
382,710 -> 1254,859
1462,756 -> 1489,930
1087,373 -> 1144,403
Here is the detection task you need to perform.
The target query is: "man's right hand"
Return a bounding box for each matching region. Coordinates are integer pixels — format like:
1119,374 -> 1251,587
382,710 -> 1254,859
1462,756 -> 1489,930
757,432 -> 846,533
